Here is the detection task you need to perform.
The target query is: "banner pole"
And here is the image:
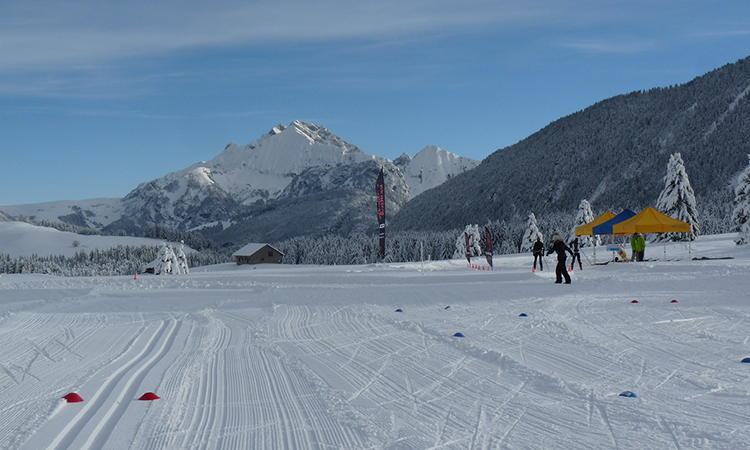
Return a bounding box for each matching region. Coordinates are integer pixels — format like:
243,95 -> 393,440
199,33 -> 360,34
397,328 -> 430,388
421,241 -> 425,274
376,169 -> 386,261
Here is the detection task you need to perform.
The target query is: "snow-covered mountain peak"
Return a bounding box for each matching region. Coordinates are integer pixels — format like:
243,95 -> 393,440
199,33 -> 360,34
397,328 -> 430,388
110,121 -> 386,231
205,121 -> 374,182
287,120 -> 364,154
414,145 -> 442,157
393,153 -> 412,166
397,146 -> 480,197
269,123 -> 287,135
1,120 -> 478,235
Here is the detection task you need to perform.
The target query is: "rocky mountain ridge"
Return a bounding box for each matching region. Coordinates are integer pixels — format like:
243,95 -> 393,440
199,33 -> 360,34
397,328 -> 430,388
1,121 -> 478,242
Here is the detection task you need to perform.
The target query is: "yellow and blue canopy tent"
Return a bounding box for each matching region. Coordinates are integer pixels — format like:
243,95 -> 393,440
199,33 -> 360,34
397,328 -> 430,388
611,206 -> 690,235
575,211 -> 615,236
574,211 -> 615,263
575,208 -> 692,262
612,207 -> 691,260
592,209 -> 637,235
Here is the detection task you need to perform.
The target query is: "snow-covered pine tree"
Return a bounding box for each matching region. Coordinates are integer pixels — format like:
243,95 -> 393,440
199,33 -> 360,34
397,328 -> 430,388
732,154 -> 750,245
655,153 -> 700,241
454,233 -> 464,260
569,199 -> 598,247
454,224 -> 482,260
175,242 -> 189,274
153,242 -> 176,275
520,213 -> 543,253
468,224 -> 482,257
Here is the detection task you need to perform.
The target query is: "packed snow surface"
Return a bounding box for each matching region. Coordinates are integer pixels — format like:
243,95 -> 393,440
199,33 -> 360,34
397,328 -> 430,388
2,234 -> 750,449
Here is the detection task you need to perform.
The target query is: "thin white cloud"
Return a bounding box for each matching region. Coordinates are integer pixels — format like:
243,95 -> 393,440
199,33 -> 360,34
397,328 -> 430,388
688,29 -> 750,39
558,38 -> 659,55
0,0 -> 559,73
2,0 -> 733,101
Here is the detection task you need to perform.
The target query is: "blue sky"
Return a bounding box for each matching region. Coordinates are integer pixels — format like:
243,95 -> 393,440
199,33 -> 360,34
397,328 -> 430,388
2,0 -> 750,205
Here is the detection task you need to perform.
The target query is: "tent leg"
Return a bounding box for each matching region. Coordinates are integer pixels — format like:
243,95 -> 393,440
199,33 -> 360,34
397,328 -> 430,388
593,243 -> 596,265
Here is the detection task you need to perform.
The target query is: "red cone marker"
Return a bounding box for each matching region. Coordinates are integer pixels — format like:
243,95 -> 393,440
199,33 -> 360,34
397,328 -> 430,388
139,392 -> 160,401
63,393 -> 84,403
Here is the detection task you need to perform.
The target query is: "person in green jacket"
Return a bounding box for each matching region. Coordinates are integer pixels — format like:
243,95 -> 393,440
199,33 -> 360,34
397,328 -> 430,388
630,233 -> 646,261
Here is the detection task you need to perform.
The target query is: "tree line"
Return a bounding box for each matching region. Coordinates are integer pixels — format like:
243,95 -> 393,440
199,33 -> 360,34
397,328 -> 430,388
0,245 -> 231,277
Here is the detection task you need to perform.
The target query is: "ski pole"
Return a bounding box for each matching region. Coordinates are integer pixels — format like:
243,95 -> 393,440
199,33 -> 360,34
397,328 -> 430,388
580,248 -> 593,265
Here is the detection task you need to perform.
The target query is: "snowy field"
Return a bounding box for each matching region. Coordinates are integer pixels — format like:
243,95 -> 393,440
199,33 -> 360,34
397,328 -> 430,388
1,234 -> 750,449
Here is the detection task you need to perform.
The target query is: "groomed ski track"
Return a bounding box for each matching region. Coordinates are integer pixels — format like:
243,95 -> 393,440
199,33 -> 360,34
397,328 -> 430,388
1,235 -> 750,449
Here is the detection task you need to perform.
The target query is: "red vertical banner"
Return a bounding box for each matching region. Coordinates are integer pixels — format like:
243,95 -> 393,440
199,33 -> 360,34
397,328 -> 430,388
376,169 -> 385,260
484,226 -> 493,268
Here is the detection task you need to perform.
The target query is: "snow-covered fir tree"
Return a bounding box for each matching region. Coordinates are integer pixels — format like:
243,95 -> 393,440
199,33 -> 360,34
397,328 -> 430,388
520,213 -> 543,253
153,242 -> 176,275
569,199 -> 599,247
454,224 -> 482,260
148,242 -> 191,275
732,155 -> 750,245
174,242 -> 190,274
655,153 -> 700,241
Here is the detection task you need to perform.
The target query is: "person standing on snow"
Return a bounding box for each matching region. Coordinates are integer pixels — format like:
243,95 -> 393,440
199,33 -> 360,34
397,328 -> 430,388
532,236 -> 545,271
630,233 -> 646,261
569,237 -> 583,270
548,233 -> 574,284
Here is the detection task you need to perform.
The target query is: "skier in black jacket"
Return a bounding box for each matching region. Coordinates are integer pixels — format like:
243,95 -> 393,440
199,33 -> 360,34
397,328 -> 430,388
569,237 -> 582,270
548,233 -> 574,284
532,236 -> 544,271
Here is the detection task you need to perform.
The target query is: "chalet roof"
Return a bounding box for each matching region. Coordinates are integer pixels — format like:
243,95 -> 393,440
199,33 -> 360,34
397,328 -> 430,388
232,243 -> 284,257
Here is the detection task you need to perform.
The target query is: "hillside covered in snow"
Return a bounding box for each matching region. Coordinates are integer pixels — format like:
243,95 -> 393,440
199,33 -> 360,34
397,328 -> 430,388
0,221 -> 188,258
393,56 -> 750,235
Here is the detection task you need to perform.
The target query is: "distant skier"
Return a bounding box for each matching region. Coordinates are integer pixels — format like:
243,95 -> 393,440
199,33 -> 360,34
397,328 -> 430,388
548,233 -> 574,284
532,236 -> 544,271
569,237 -> 583,270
